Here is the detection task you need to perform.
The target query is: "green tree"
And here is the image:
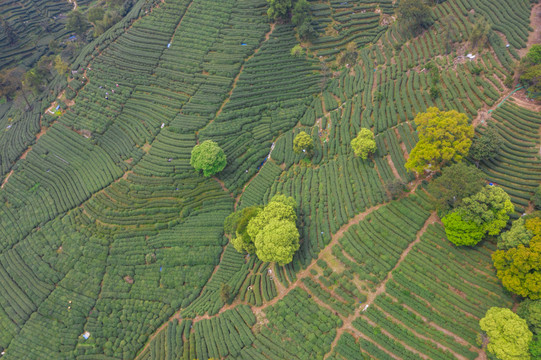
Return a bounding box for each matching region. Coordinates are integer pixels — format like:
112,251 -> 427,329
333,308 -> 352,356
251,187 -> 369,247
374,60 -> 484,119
190,140 -> 227,177
0,68 -> 23,101
460,185 -> 514,236
519,45 -> 541,97
469,16 -> 491,49
469,125 -> 503,166
246,195 -> 299,265
253,218 -> 299,265
428,162 -> 485,214
396,0 -> 433,35
351,128 -> 376,159
88,7 -> 105,23
441,210 -> 486,246
492,235 -> 541,299
517,299 -> 541,335
479,307 -> 533,360
499,218 -> 533,250
54,55 -> 69,76
442,186 -> 514,246
291,0 -> 316,40
405,107 -> 474,174
527,44 -> 541,64
66,10 -> 89,37
296,19 -> 317,41
290,44 -> 304,57
531,336 -> 541,359
267,0 -> 292,21
226,206 -> 262,254
293,131 -> 313,157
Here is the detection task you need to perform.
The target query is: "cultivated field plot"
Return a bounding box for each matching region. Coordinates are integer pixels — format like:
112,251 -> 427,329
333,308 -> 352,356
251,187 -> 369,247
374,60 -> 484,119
0,0 -> 538,359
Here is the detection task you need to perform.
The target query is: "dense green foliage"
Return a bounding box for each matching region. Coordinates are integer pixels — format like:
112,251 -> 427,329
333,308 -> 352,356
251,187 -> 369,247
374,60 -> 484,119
405,107 -> 474,173
245,195 -> 299,265
493,217 -> 541,299
293,131 -> 313,157
520,45 -> 541,97
443,186 -> 514,246
350,128 -> 376,159
517,299 -> 541,335
428,162 -> 485,214
396,0 -> 433,34
499,218 -> 533,250
480,307 -> 533,360
469,125 -> 503,165
66,10 -> 89,37
190,140 -> 227,177
267,0 -> 292,20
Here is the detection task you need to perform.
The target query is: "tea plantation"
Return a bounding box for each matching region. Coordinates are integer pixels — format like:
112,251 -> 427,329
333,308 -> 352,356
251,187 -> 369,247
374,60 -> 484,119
0,0 -> 540,359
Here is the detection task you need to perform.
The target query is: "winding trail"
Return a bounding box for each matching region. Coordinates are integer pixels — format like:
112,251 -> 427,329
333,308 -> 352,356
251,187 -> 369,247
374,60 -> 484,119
323,212 -> 439,359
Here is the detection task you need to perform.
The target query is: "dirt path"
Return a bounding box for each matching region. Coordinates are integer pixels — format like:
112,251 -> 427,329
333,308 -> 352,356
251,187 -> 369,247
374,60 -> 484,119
213,177 -> 234,199
208,23 -> 276,124
322,212 -> 439,359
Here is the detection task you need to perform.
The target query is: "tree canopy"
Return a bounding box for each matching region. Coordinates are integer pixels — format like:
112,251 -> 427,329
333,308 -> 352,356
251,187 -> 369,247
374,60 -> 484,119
442,185 -> 514,246
460,185 -> 514,236
293,131 -> 314,157
225,206 -> 262,254
351,128 -> 376,159
520,45 -> 541,97
498,218 -> 533,250
441,210 -> 486,246
469,125 -> 503,166
291,0 -> 317,40
246,194 -> 299,265
267,0 -> 292,21
405,107 -> 474,173
190,140 -> 227,177
493,217 -> 541,299
253,218 -> 299,265
66,10 -> 89,37
479,307 -> 533,360
428,162 -> 485,214
517,299 -> 541,335
469,16 -> 491,49
396,0 -> 433,35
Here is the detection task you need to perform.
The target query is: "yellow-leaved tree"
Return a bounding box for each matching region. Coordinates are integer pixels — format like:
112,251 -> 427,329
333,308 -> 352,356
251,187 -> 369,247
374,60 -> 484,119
405,107 -> 474,174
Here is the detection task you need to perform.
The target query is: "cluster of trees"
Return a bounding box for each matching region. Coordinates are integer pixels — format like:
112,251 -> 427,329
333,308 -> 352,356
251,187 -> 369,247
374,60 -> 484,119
406,108 -> 502,175
519,45 -> 541,98
480,285 -> 541,359
66,0 -> 134,39
0,52 -> 70,108
441,185 -> 514,246
267,0 -> 317,41
404,108 -> 512,248
396,0 -> 433,35
190,140 -> 227,177
493,215 -> 541,299
225,195 -> 300,265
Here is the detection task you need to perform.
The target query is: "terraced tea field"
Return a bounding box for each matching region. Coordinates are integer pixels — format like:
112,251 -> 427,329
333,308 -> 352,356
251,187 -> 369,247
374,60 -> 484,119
0,0 -> 540,359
